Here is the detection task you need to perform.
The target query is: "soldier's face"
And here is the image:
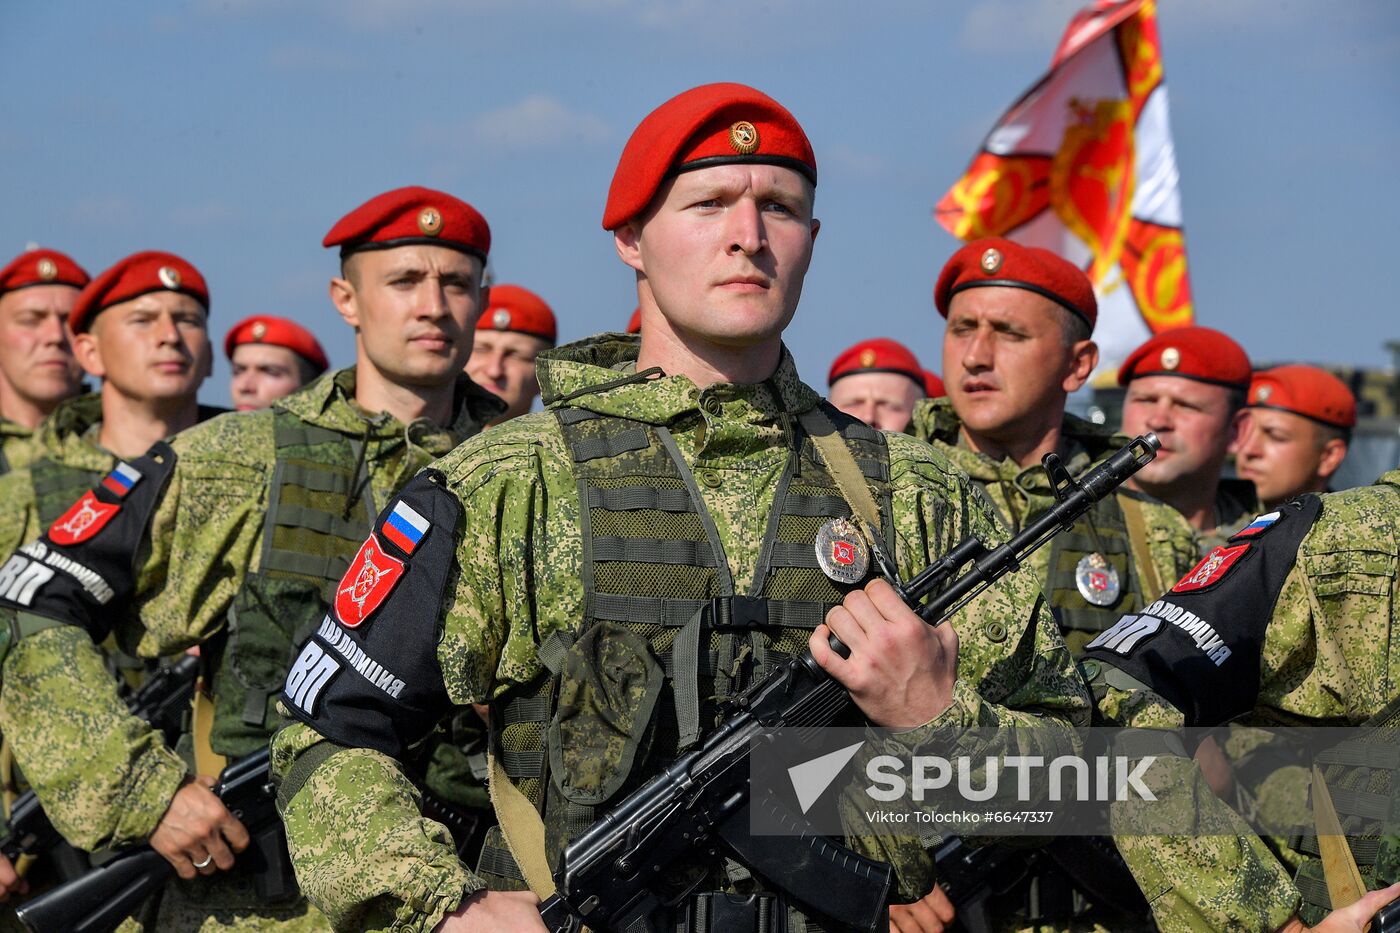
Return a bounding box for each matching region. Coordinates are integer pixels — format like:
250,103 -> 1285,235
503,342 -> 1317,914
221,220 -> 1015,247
75,291 -> 212,403
828,372 -> 923,432
0,284 -> 83,409
334,246 -> 485,388
466,329 -> 547,422
1235,408 -> 1345,506
616,164 -> 818,348
230,343 -> 309,411
942,288 -> 1095,442
1121,375 -> 1238,488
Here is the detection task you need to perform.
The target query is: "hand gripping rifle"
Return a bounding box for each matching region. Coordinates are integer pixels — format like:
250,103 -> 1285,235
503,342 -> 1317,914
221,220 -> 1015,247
536,434 -> 1160,933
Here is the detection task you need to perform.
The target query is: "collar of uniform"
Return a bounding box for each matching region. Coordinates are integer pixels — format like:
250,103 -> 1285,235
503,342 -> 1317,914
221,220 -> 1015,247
0,417 -> 32,439
919,396 -> 1096,488
537,333 -> 819,425
274,366 -> 503,452
35,392 -> 103,453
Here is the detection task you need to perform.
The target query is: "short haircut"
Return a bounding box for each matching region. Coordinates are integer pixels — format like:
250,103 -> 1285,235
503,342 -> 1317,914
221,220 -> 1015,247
1057,306 -> 1092,348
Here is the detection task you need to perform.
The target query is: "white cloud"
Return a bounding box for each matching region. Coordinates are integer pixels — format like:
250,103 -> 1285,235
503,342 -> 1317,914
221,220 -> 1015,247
424,94 -> 610,154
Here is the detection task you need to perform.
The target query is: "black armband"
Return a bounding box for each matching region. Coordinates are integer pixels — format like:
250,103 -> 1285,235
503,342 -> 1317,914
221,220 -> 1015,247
281,470 -> 458,758
0,443 -> 177,643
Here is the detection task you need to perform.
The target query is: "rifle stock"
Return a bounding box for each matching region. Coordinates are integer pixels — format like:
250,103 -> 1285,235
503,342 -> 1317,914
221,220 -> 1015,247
535,436 -> 1160,932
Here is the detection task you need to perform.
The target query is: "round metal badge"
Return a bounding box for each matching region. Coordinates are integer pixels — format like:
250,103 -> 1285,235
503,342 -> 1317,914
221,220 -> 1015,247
815,517 -> 870,584
251,321 -> 268,340
36,258 -> 58,281
492,308 -> 511,329
728,120 -> 759,155
158,265 -> 181,289
417,206 -> 443,236
1075,552 -> 1121,607
980,247 -> 1003,274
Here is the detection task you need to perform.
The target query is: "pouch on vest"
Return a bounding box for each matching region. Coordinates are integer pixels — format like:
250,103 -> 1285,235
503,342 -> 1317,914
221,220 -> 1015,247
214,576 -> 325,758
547,621 -> 664,807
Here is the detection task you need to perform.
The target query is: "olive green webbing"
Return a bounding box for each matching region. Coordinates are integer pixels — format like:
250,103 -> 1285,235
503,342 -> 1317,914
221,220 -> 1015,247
1119,494 -> 1163,598
31,458 -> 105,527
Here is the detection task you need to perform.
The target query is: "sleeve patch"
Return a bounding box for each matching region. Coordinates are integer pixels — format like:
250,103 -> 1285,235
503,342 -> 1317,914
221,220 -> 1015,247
334,534 -> 405,628
1171,543 -> 1251,594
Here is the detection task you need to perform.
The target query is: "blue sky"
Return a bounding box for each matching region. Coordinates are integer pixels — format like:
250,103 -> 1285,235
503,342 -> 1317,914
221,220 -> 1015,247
3,0 -> 1397,408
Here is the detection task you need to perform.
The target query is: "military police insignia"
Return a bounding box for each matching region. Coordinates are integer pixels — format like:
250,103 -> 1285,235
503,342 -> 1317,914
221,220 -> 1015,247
417,206 -> 444,236
980,247 -> 1003,274
1171,543 -> 1250,594
36,257 -> 58,281
157,265 -> 181,290
728,120 -> 759,155
815,517 -> 869,584
335,534 -> 405,628
1074,552 -> 1121,606
49,491 -> 121,546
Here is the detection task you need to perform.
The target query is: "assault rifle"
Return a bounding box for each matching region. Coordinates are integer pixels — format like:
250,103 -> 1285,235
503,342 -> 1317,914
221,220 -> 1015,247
536,434 -> 1161,933
0,653 -> 200,871
15,747 -> 282,933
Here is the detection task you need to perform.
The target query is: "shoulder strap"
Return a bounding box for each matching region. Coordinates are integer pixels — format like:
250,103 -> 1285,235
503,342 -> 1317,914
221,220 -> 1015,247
1312,764 -> 1367,910
488,747 -> 556,899
1119,494 -> 1163,598
797,407 -> 883,544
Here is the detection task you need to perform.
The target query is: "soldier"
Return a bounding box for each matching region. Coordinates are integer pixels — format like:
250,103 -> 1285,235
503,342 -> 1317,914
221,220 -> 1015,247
270,82 -> 1089,933
1236,365 -> 1355,508
465,284 -> 556,422
0,251 -> 220,556
1117,326 -> 1259,554
827,337 -> 927,432
0,249 -> 88,475
909,238 -> 1198,656
0,186 -> 504,930
226,314 -> 330,411
1082,472 -> 1400,931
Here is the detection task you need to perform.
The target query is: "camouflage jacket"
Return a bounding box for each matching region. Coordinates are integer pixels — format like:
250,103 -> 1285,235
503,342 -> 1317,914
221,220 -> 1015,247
908,396 -> 1198,653
1196,477 -> 1261,556
1094,471 -> 1400,932
0,418 -> 39,477
270,334 -> 1091,933
0,367 -> 502,852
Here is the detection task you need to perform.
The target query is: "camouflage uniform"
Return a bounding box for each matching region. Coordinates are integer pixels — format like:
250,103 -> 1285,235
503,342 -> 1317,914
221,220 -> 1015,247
1195,477 -> 1260,556
908,397 -> 1198,656
0,367 -> 502,931
271,335 -> 1091,933
0,419 -> 40,478
1090,470 -> 1400,931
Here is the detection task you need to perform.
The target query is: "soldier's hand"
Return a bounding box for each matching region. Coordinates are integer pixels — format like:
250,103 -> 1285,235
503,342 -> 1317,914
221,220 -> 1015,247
1281,882 -> 1400,932
434,890 -> 544,932
150,776 -> 251,880
890,883 -> 956,932
811,578 -> 958,729
0,852 -> 28,901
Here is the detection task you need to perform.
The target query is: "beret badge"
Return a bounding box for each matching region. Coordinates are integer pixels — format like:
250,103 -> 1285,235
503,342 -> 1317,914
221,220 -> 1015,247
979,248 -> 1003,274
417,207 -> 444,236
158,266 -> 182,290
36,258 -> 58,281
492,309 -> 511,330
251,321 -> 268,340
1160,347 -> 1180,370
728,121 -> 760,155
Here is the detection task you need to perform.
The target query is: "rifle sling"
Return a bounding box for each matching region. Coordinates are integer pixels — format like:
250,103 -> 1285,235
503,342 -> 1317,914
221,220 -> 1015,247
1119,494 -> 1162,598
1312,764 -> 1367,911
488,749 -> 556,899
797,408 -> 884,548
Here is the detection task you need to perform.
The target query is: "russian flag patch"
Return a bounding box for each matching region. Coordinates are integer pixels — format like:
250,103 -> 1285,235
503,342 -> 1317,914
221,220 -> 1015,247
100,462 -> 142,498
381,500 -> 430,555
1232,511 -> 1281,539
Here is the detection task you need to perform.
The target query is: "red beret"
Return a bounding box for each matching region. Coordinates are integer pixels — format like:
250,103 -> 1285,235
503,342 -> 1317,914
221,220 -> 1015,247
626,307 -> 642,334
0,248 -> 89,295
828,338 -> 925,389
1247,365 -> 1356,430
71,251 -> 209,333
476,284 -> 556,344
923,369 -> 946,399
324,186 -> 491,262
1117,326 -> 1251,389
603,83 -> 817,230
224,315 -> 330,374
935,237 -> 1097,330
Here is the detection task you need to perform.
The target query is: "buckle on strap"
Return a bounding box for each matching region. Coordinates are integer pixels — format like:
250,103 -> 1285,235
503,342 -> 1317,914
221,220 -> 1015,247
708,596 -> 769,630
685,891 -> 788,933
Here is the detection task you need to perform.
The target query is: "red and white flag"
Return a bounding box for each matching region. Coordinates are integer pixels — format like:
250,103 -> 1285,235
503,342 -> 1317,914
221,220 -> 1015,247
936,0 -> 1192,371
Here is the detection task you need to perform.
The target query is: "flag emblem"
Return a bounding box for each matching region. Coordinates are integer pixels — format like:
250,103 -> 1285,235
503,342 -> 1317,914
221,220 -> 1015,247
100,462 -> 142,498
334,534 -> 405,628
49,491 -> 121,546
381,501 -> 430,555
1231,511 -> 1281,539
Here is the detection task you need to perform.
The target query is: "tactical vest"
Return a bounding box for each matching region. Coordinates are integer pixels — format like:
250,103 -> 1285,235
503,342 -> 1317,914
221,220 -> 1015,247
1290,699 -> 1400,924
1042,492 -> 1147,639
210,411 -> 376,758
479,403 -> 894,919
30,457 -> 107,528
